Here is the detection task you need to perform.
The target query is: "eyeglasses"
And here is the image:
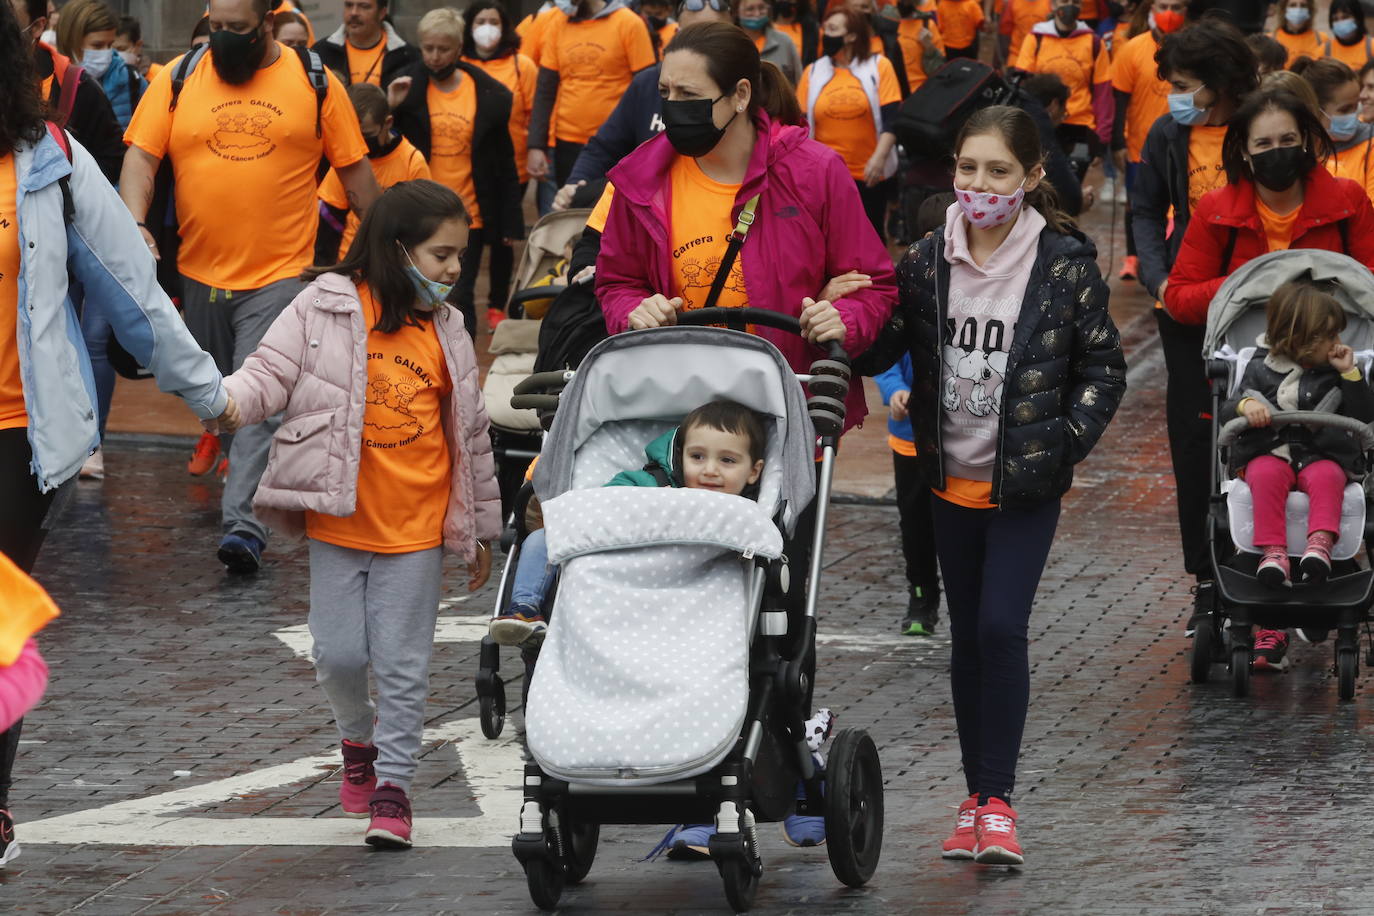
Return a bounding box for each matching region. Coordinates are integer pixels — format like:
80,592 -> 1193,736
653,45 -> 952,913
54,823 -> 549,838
678,0 -> 732,12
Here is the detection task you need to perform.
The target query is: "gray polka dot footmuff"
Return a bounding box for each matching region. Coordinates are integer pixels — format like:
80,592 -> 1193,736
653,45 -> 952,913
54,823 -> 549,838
525,486 -> 785,786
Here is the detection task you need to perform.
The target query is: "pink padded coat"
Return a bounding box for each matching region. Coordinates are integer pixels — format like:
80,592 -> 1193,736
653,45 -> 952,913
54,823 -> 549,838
223,273 -> 501,562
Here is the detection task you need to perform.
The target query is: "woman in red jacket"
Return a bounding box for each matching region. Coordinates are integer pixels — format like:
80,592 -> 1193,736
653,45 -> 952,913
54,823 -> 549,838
1166,87 -> 1374,327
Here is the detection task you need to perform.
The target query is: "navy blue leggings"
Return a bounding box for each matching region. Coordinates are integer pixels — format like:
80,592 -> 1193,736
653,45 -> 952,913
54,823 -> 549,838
931,495 -> 1060,804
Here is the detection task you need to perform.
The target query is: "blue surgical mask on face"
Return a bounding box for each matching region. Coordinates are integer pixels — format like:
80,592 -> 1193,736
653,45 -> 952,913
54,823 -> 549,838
403,248 -> 454,311
1168,87 -> 1209,126
1329,109 -> 1361,140
1285,5 -> 1311,27
1334,17 -> 1360,39
740,15 -> 770,28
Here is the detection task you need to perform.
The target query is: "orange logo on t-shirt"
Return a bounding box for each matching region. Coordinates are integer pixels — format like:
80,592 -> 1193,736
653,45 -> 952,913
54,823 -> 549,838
430,111 -> 474,158
675,242 -> 747,310
207,102 -> 281,160
822,86 -> 870,121
562,41 -> 607,73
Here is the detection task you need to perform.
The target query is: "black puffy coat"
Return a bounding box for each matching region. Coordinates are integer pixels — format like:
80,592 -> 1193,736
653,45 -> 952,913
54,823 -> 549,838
859,225 -> 1127,508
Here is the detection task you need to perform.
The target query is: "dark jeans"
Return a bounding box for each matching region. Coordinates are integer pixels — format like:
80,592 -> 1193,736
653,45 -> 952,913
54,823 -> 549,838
932,494 -> 1060,803
856,177 -> 894,243
455,226 -> 515,318
1124,160 -> 1140,258
1155,308 -> 1214,580
555,140 -> 585,189
893,451 -> 940,593
0,427 -> 55,811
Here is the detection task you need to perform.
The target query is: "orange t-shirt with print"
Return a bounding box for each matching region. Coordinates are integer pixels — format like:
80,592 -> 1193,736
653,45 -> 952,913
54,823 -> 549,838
1000,0 -> 1051,60
124,45 -> 367,291
543,8 -> 657,144
345,39 -> 388,86
319,137 -> 431,260
668,158 -> 749,312
797,56 -> 903,179
1256,198 -> 1299,252
1328,35 -> 1374,70
305,285 -> 453,553
465,53 -> 538,183
0,154 -> 24,431
936,0 -> 985,50
1274,27 -> 1329,67
1328,139 -> 1374,207
426,77 -> 483,229
896,17 -> 945,91
1015,29 -> 1111,132
1186,125 -> 1227,213
1110,31 -> 1168,162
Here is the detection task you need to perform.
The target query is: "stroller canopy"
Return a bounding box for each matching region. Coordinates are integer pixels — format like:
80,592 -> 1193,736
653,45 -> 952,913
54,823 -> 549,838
1202,250 -> 1374,357
530,327 -> 818,533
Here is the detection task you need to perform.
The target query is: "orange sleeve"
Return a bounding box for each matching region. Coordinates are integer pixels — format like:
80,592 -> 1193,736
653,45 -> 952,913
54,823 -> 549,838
542,16 -> 564,71
622,12 -> 657,73
928,18 -> 946,51
1093,39 -> 1111,82
796,65 -> 810,108
971,1 -> 986,31
1015,31 -> 1036,69
878,56 -> 903,105
318,168 -> 347,208
122,55 -> 179,156
408,148 -> 432,181
1111,38 -> 1135,92
319,68 -> 369,169
518,53 -> 539,110
586,182 -> 615,233
999,0 -> 1014,35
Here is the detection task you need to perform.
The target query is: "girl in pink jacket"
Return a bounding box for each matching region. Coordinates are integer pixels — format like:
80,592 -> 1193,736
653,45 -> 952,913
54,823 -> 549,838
222,180 -> 501,851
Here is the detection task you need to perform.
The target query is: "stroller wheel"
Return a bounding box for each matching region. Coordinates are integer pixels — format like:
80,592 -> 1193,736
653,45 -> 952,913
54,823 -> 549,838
1230,645 -> 1250,698
721,855 -> 760,912
1338,648 -> 1359,701
524,854 -> 564,911
479,675 -> 506,739
1190,621 -> 1215,684
824,728 -> 884,888
563,815 -> 599,884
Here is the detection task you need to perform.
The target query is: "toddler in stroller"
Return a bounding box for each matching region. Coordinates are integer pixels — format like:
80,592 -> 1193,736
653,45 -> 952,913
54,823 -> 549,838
488,399 -> 768,647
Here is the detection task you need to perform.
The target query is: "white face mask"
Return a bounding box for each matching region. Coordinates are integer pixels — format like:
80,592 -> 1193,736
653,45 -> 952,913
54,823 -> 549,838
118,50 -> 139,68
82,47 -> 114,79
39,28 -> 57,45
472,23 -> 502,51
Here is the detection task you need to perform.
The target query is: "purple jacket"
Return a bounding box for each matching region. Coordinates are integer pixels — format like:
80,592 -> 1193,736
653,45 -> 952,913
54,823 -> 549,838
596,112 -> 896,429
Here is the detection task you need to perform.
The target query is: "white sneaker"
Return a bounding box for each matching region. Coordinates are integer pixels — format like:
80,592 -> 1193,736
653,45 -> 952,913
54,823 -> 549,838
80,447 -> 104,480
1099,176 -> 1116,202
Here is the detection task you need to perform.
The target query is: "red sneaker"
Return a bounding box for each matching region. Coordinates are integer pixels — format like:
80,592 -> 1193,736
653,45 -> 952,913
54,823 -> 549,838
487,307 -> 506,333
1256,545 -> 1290,589
365,784 -> 413,849
1118,255 -> 1139,280
339,740 -> 377,817
1300,530 -> 1335,583
940,794 -> 978,860
1252,628 -> 1291,671
973,797 -> 1023,866
188,431 -> 221,476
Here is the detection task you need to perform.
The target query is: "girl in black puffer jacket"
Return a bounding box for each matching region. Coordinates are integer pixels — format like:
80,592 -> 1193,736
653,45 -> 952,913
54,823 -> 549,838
859,105 -> 1125,868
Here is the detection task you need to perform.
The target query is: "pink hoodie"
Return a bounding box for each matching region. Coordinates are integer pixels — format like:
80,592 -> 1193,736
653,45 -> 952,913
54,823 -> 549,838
0,641 -> 48,733
940,202 -> 1046,480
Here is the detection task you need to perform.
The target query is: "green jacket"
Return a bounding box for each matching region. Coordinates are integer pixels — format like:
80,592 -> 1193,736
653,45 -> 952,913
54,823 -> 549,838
605,428 -> 681,489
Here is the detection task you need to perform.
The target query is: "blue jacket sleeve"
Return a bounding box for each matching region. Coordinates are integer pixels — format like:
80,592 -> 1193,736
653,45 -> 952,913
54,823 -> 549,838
874,353 -> 913,403
568,67 -> 661,186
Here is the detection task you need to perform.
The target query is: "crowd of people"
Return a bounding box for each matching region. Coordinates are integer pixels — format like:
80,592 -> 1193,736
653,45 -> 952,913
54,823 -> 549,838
5,0 -> 1374,882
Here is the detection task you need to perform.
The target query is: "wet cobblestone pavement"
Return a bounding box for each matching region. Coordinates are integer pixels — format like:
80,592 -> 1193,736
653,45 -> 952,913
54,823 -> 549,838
8,258 -> 1374,914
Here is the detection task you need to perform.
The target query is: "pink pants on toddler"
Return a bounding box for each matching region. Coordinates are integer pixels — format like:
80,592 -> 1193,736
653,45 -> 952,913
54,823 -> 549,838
1245,456 -> 1346,547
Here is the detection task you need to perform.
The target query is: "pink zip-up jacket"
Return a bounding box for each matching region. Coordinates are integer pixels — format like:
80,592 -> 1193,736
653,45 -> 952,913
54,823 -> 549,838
596,111 -> 897,430
0,641 -> 48,733
222,274 -> 501,562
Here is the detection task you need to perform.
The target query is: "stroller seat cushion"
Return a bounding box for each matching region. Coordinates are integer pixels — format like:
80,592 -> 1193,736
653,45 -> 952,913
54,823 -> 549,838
1224,478 -> 1366,560
484,351 -> 542,432
541,487 -> 784,564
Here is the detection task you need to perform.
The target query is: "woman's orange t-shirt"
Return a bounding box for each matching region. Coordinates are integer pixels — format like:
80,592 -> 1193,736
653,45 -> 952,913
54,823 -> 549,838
1110,31 -> 1168,162
775,21 -> 804,60
896,18 -> 945,90
1328,139 -> 1374,206
0,154 -> 24,431
936,0 -> 985,50
542,8 -> 657,144
1256,197 -> 1300,251
1186,125 -> 1228,213
305,285 -> 453,554
1274,26 -> 1329,67
1000,0 -> 1051,60
935,477 -> 993,508
319,137 -> 432,260
797,56 -> 903,179
426,77 -> 483,228
1327,35 -> 1374,70
667,158 -> 749,311
465,53 -> 538,183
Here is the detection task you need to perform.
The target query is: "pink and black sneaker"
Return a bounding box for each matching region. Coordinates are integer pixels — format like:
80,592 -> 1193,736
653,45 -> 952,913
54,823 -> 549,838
1256,545 -> 1290,589
1300,531 -> 1335,584
339,740 -> 377,816
1252,628 -> 1291,672
365,784 -> 413,849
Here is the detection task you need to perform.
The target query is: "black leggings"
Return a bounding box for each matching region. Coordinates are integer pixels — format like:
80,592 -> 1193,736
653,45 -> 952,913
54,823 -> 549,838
893,452 -> 940,593
1155,309 -> 1214,580
932,494 -> 1060,803
554,140 -> 585,189
0,427 -> 55,811
455,226 -> 516,319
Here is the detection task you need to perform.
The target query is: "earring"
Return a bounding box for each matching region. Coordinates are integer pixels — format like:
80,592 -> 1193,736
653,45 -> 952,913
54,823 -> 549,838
737,106 -> 744,112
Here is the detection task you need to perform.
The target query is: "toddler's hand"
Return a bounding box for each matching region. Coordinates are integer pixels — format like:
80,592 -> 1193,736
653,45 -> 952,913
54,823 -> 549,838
468,540 -> 492,592
1330,342 -> 1356,374
889,389 -> 910,421
217,395 -> 242,435
1242,398 -> 1271,428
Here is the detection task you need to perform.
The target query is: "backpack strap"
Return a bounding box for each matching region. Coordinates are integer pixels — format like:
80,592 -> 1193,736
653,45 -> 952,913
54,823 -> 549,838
44,121 -> 75,225
1219,225 -> 1238,275
54,62 -> 83,129
295,46 -> 329,139
169,44 -> 210,111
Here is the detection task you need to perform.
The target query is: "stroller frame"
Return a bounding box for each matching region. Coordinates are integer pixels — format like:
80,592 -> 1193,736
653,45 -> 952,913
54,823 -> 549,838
498,310 -> 884,912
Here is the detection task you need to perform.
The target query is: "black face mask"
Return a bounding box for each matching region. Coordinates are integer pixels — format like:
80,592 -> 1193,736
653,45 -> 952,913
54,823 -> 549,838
821,34 -> 846,57
647,14 -> 668,29
1056,3 -> 1080,24
366,130 -> 401,158
1249,145 -> 1310,191
209,22 -> 268,85
774,0 -> 796,15
662,94 -> 737,158
427,61 -> 458,81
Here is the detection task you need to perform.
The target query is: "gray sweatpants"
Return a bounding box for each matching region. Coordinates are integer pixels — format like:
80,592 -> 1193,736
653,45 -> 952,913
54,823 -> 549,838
307,539 -> 444,793
181,275 -> 306,544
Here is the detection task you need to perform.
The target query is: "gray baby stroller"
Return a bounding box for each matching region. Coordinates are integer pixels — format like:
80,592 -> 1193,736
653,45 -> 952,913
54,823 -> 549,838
1198,250 -> 1374,698
503,309 -> 883,911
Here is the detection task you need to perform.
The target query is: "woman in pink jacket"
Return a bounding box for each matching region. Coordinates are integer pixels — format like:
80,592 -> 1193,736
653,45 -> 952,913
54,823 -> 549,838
595,21 -> 896,432
222,180 -> 500,852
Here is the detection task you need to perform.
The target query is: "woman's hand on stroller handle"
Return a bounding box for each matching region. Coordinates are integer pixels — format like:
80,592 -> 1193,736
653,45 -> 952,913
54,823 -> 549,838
800,298 -> 845,345
627,295 -> 683,330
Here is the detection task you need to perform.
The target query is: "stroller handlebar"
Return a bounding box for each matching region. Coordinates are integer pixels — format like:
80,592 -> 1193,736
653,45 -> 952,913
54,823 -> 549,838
673,308 -> 850,364
513,370 -> 576,397
1217,411 -> 1374,451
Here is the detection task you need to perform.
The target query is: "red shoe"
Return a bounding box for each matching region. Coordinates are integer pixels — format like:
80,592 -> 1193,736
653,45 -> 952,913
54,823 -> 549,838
215,457 -> 229,480
188,431 -> 221,476
1252,628 -> 1291,671
339,740 -> 377,817
1118,255 -> 1139,280
1256,545 -> 1291,589
941,794 -> 978,860
1300,530 -> 1335,583
365,784 -> 413,849
487,307 -> 506,333
973,797 -> 1023,866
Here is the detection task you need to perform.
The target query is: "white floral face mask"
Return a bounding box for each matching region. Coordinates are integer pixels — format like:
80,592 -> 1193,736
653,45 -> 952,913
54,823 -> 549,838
955,179 -> 1026,229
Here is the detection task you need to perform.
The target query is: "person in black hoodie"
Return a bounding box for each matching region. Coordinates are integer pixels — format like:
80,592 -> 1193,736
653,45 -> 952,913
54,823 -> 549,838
387,7 -> 524,334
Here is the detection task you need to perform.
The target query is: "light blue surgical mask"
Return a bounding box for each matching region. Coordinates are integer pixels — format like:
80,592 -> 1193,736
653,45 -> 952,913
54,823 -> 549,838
403,248 -> 454,311
740,15 -> 770,29
1285,6 -> 1311,28
1333,17 -> 1360,39
82,47 -> 114,79
1328,109 -> 1361,140
1168,87 -> 1209,126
